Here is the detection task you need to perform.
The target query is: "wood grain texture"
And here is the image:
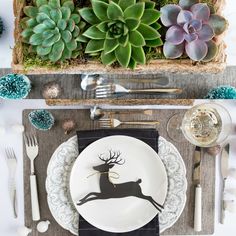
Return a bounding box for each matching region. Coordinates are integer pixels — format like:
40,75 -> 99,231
1,66 -> 236,100
22,109 -> 215,236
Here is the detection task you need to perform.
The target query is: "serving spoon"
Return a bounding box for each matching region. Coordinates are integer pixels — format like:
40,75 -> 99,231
80,74 -> 169,91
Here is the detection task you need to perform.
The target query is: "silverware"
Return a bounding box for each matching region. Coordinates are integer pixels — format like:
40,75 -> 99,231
24,133 -> 40,221
5,148 -> 18,218
193,146 -> 202,232
80,74 -> 169,91
95,84 -> 182,98
90,106 -> 153,120
99,118 -> 160,128
220,143 -> 230,224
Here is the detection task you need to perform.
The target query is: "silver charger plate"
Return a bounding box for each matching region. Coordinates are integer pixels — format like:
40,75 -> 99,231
46,136 -> 187,234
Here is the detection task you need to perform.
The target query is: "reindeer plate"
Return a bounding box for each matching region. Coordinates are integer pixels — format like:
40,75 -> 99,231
69,135 -> 168,233
46,136 -> 187,235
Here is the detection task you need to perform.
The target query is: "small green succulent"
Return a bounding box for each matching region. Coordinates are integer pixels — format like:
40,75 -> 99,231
21,0 -> 86,62
79,0 -> 163,69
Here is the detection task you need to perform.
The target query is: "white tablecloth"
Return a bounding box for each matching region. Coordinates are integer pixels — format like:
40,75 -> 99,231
0,100 -> 236,235
0,0 -> 235,68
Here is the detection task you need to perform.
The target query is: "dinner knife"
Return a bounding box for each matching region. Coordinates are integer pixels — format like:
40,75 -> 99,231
193,146 -> 202,232
220,143 -> 230,224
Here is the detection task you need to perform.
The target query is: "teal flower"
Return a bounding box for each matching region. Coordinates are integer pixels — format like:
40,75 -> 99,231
0,74 -> 31,99
29,110 -> 55,131
205,86 -> 236,99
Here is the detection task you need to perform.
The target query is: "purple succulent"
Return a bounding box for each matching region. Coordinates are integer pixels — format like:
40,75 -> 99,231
160,0 -> 228,61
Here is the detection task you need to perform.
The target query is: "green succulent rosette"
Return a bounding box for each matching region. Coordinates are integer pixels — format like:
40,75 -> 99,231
21,0 -> 86,62
79,0 -> 163,69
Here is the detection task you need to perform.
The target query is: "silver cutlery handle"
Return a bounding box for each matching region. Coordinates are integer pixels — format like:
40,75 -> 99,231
194,184 -> 202,232
220,178 -> 226,224
9,179 -> 17,218
117,77 -> 169,86
128,88 -> 182,94
30,175 -> 40,221
122,121 -> 160,125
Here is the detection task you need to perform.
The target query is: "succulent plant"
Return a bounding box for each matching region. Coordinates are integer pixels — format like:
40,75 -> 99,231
79,0 -> 163,69
0,17 -> 4,38
21,0 -> 86,62
160,0 -> 228,62
0,74 -> 31,99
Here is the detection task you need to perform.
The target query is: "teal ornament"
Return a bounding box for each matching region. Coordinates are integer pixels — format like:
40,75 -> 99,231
0,74 -> 31,99
205,86 -> 236,99
0,17 -> 3,38
28,110 -> 55,131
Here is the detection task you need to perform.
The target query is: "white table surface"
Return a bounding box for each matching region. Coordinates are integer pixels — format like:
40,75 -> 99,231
0,100 -> 236,236
0,0 -> 236,68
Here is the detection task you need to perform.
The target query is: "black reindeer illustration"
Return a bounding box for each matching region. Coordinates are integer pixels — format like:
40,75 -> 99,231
77,150 -> 164,212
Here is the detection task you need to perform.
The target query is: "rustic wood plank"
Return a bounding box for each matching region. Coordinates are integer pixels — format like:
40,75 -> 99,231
1,67 -> 236,100
22,109 -> 215,236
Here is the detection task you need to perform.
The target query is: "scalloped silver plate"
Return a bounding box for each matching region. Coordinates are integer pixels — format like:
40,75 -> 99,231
46,136 -> 187,234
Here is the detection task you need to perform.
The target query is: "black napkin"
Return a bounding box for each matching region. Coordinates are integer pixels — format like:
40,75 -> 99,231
77,129 -> 160,236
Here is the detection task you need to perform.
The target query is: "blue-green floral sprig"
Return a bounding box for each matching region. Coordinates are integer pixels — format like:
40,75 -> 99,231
29,110 -> 55,131
0,74 -> 31,99
205,86 -> 236,99
0,17 -> 4,38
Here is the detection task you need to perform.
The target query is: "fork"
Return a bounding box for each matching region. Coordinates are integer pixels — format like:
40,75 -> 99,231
96,84 -> 182,98
99,118 -> 160,128
5,148 -> 18,218
24,133 -> 40,221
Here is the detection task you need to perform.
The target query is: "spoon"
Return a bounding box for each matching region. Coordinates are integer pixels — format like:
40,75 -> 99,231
90,106 -> 153,120
81,74 -> 169,91
81,74 -> 107,91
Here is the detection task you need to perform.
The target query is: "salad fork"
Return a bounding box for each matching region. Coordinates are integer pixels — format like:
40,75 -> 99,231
99,118 -> 160,128
24,133 -> 40,221
96,84 -> 182,98
5,148 -> 18,218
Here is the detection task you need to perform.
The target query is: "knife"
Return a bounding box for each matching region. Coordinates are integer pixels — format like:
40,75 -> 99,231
220,143 -> 230,224
193,146 -> 202,232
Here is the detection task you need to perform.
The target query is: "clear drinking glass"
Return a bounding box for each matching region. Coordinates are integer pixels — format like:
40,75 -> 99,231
167,103 -> 232,147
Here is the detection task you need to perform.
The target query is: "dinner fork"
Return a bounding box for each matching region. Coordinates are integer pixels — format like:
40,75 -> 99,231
24,133 -> 40,221
5,148 -> 18,218
96,84 -> 182,98
99,118 -> 160,128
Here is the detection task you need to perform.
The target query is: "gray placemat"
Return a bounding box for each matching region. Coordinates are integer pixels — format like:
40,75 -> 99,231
1,66 -> 236,99
22,109 -> 215,236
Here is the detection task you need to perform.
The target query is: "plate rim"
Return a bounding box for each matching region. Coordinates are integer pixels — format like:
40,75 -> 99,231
45,135 -> 187,234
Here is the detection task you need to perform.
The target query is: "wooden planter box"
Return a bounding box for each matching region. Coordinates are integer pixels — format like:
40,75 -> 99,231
12,0 -> 227,75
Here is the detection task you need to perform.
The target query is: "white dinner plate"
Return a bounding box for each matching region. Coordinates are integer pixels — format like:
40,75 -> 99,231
69,135 -> 168,233
45,136 -> 187,235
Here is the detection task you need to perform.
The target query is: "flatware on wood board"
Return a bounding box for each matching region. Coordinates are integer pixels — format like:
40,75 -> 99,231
24,133 -> 41,221
220,143 -> 230,224
95,84 -> 182,98
99,118 -> 160,128
90,106 -> 153,120
80,74 -> 170,91
5,148 -> 18,218
193,146 -> 202,232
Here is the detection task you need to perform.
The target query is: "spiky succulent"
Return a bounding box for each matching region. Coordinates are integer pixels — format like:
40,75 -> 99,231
21,0 -> 86,62
160,0 -> 228,62
79,0 -> 163,69
0,17 -> 4,38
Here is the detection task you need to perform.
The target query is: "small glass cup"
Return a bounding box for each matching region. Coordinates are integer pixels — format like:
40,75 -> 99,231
167,103 -> 232,147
